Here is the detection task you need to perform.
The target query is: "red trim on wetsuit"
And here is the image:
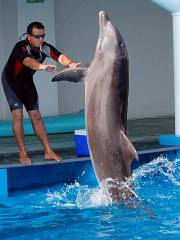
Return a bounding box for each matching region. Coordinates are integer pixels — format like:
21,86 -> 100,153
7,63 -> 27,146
15,60 -> 23,76
50,50 -> 59,61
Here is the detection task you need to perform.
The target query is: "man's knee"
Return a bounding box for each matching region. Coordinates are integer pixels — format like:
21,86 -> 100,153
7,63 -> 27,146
12,110 -> 23,124
29,111 -> 42,125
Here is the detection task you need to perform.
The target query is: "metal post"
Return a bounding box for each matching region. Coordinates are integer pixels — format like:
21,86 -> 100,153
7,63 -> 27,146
173,12 -> 180,135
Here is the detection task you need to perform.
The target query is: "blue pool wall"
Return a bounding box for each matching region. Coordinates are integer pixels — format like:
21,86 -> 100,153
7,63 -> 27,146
160,135 -> 180,158
0,147 -> 179,197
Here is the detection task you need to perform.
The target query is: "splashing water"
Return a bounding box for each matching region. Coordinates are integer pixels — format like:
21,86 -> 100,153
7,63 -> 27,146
45,176 -> 139,209
45,156 -> 180,209
133,156 -> 180,186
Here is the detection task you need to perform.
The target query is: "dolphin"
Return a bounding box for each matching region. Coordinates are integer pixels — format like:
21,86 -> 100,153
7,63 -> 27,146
52,11 -> 138,202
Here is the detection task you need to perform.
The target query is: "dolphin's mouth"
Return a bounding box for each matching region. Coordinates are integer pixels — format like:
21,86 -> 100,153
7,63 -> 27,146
99,11 -> 109,46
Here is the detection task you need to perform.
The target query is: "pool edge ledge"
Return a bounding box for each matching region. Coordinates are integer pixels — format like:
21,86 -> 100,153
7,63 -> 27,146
159,135 -> 180,158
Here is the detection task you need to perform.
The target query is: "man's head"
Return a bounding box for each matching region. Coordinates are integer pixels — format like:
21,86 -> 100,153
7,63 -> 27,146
27,21 -> 45,48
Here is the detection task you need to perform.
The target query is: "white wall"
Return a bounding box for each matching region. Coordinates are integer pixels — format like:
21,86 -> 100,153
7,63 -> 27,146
0,0 -> 18,120
17,0 -> 58,117
54,0 -> 87,114
54,0 -> 174,118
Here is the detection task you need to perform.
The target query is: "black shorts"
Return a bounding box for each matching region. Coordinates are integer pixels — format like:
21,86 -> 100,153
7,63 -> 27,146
1,70 -> 39,112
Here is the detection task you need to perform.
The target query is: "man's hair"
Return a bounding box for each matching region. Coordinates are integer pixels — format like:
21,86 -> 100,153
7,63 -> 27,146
27,21 -> 44,34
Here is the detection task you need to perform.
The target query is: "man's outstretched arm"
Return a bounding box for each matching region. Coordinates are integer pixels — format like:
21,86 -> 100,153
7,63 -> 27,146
23,57 -> 57,72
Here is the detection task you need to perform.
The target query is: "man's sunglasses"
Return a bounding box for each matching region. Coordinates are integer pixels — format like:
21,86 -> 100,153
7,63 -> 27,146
30,33 -> 45,39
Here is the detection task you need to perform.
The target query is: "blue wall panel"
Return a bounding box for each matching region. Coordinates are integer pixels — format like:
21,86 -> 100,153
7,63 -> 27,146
0,169 -> 8,196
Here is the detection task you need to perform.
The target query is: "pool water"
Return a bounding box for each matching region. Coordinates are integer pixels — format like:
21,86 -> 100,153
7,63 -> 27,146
0,157 -> 179,240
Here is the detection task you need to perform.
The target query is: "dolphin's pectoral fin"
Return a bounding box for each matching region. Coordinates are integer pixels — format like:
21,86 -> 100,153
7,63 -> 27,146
120,131 -> 139,161
51,67 -> 88,83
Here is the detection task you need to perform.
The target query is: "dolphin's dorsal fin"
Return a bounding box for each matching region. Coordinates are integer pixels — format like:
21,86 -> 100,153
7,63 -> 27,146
120,130 -> 139,161
52,67 -> 88,83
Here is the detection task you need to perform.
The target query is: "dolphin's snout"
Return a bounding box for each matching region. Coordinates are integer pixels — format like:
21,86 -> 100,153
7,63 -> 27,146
98,11 -> 109,49
99,11 -> 109,28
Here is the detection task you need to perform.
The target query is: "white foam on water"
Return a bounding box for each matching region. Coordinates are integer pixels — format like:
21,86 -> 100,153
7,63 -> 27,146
45,178 -> 137,209
45,156 -> 179,209
133,155 -> 180,186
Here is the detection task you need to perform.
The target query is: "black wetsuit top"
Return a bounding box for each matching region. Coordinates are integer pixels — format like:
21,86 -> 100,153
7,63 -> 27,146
2,39 -> 62,111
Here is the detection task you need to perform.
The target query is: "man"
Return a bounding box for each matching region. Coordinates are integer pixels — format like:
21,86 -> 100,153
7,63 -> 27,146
1,21 -> 80,165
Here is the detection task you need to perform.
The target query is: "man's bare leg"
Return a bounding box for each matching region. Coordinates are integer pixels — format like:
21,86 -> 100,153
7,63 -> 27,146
28,110 -> 63,161
12,110 -> 32,165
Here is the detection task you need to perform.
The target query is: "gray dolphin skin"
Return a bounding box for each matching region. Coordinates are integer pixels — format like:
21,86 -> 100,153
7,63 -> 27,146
52,11 -> 138,202
52,67 -> 87,83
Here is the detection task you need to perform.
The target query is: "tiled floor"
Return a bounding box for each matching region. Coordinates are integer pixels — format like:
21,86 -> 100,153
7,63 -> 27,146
0,116 -> 175,166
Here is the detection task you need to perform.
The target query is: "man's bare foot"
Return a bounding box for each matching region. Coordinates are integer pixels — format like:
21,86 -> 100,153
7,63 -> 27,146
19,153 -> 32,165
45,150 -> 63,161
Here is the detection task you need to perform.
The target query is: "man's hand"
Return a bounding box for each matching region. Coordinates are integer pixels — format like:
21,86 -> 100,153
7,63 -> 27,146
58,54 -> 81,68
42,64 -> 57,73
68,62 -> 81,68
